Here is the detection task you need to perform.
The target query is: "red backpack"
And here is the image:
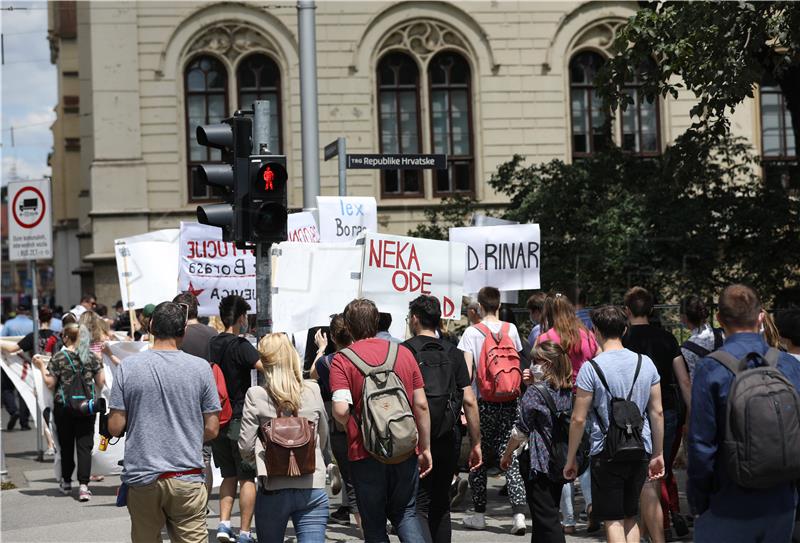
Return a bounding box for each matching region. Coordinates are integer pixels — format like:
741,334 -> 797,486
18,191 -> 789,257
211,363 -> 233,427
475,322 -> 522,402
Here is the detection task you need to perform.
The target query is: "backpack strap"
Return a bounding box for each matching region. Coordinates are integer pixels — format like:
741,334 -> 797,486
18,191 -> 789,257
340,342 -> 399,376
587,359 -> 612,396
627,354 -> 643,402
708,350 -> 744,375
764,348 -> 781,368
532,383 -> 558,416
681,340 -> 710,358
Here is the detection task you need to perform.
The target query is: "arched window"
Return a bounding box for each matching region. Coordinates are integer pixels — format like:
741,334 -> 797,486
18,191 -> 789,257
377,52 -> 422,197
185,55 -> 228,201
569,51 -> 609,158
621,59 -> 660,155
760,75 -> 798,186
429,51 -> 473,194
238,54 -> 282,153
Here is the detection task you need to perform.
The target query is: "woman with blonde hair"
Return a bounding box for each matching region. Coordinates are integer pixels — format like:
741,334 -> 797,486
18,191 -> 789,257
501,340 -> 574,543
239,333 -> 329,543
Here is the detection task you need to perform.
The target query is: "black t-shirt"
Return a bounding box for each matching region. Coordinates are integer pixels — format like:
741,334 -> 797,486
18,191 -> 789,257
403,335 -> 471,392
623,324 -> 681,409
17,330 -> 56,356
208,333 -> 260,418
180,323 -> 218,363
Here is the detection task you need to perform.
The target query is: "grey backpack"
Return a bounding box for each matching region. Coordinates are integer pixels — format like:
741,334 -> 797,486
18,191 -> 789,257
340,342 -> 418,464
709,348 -> 800,488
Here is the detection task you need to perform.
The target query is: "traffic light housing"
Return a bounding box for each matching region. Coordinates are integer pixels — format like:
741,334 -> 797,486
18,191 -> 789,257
195,115 -> 251,243
246,155 -> 288,243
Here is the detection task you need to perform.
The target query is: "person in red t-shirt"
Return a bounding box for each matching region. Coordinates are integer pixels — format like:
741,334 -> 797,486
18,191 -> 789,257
330,298 -> 431,542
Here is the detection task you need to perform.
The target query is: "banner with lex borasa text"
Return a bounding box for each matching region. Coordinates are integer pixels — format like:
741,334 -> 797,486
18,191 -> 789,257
449,224 -> 541,293
115,229 -> 180,310
317,196 -> 378,243
271,242 -> 362,333
179,222 -> 256,316
360,232 -> 466,338
287,212 -> 320,243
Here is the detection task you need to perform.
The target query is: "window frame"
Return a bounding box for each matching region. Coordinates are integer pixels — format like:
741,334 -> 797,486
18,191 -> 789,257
184,54 -> 229,203
376,52 -> 424,199
569,50 -> 611,159
236,52 -> 283,154
759,79 -> 798,188
428,50 -> 475,197
619,60 -> 661,157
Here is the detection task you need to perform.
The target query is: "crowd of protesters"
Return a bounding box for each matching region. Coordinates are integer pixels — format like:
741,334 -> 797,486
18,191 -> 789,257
3,283 -> 800,543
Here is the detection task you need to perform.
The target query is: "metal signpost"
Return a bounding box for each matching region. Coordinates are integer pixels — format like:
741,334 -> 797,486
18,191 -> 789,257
7,179 -> 53,462
324,137 -> 348,197
253,100 -> 273,339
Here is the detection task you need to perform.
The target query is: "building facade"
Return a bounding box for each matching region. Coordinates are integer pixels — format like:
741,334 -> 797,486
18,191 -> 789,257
47,1 -> 794,305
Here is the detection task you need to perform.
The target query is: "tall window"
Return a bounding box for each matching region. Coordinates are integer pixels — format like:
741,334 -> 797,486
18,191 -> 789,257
185,56 -> 228,200
621,59 -> 660,155
238,54 -> 282,153
429,52 -> 473,194
377,53 -> 422,196
760,76 -> 798,187
570,51 -> 609,158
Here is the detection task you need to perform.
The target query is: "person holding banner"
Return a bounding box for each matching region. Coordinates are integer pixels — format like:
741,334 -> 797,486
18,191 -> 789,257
33,320 -> 105,501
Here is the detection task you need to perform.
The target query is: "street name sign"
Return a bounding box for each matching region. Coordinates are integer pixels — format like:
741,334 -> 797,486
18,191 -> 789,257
346,153 -> 447,170
7,179 -> 53,261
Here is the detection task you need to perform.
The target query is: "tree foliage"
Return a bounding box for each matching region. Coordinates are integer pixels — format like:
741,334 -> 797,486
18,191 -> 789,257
415,133 -> 799,304
407,194 -> 477,240
598,1 -> 800,144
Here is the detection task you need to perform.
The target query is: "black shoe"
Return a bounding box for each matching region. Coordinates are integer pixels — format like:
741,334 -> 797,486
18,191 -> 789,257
499,483 -> 509,497
20,423 -> 31,431
672,513 -> 690,537
330,506 -> 351,526
6,415 -> 18,431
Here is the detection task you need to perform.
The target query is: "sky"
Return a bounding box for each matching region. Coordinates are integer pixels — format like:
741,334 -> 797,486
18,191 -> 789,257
1,1 -> 56,186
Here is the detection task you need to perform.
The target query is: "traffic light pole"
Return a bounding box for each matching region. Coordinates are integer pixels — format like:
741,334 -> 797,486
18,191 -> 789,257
298,0 -> 320,212
253,100 -> 273,339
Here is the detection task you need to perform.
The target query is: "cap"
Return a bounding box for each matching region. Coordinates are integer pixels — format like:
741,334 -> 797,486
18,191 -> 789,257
142,304 -> 156,318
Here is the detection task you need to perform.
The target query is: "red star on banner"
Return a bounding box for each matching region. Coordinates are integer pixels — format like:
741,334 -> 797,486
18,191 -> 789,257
187,281 -> 205,297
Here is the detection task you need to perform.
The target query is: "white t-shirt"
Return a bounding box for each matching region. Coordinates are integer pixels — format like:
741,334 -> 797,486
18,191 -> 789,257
458,320 -> 524,398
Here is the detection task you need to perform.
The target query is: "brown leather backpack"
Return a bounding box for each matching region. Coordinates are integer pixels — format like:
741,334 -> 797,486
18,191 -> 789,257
258,414 -> 316,477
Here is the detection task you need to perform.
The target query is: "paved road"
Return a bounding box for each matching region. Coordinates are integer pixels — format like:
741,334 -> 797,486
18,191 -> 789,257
0,414 -> 690,542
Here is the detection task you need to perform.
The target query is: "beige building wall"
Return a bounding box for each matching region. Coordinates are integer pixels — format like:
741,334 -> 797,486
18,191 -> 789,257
60,1 -> 762,304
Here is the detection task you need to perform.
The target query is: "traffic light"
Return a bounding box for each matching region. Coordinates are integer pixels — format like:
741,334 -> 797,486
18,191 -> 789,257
195,115 -> 252,243
246,155 -> 288,243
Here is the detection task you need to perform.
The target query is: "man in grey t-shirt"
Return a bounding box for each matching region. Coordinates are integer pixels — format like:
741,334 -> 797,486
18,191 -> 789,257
109,302 -> 220,543
564,305 -> 664,543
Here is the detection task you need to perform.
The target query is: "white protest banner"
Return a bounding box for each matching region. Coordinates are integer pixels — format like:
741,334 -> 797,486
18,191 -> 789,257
271,242 -> 362,333
360,233 -> 466,337
115,229 -> 180,310
287,212 -> 320,243
449,224 -> 541,293
317,196 -> 377,243
0,347 -> 45,428
178,222 -> 256,316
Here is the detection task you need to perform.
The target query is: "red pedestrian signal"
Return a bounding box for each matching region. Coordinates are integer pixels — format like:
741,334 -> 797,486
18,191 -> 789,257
263,166 -> 274,191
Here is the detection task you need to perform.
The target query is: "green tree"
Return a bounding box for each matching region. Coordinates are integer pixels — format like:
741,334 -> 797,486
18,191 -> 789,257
484,132 -> 799,304
599,1 -> 800,146
407,194 -> 477,240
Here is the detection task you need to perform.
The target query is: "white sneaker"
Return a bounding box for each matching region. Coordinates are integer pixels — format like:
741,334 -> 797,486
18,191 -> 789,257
511,513 -> 526,535
462,512 -> 486,530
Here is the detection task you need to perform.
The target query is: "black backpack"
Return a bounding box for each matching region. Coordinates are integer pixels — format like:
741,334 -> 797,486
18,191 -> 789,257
708,348 -> 800,489
405,337 -> 460,439
681,327 -> 725,359
532,383 -> 590,483
589,355 -> 646,462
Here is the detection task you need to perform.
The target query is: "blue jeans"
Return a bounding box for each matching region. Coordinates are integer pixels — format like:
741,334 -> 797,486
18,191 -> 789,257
254,488 -> 328,543
695,506 -> 795,543
559,469 -> 592,526
350,455 -> 425,543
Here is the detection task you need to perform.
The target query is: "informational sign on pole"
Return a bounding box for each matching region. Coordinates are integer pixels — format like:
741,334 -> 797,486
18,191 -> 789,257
287,212 -> 320,243
317,196 -> 378,243
7,179 -> 53,261
449,224 -> 541,293
360,232 -> 466,338
178,222 -> 256,316
346,154 -> 447,170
